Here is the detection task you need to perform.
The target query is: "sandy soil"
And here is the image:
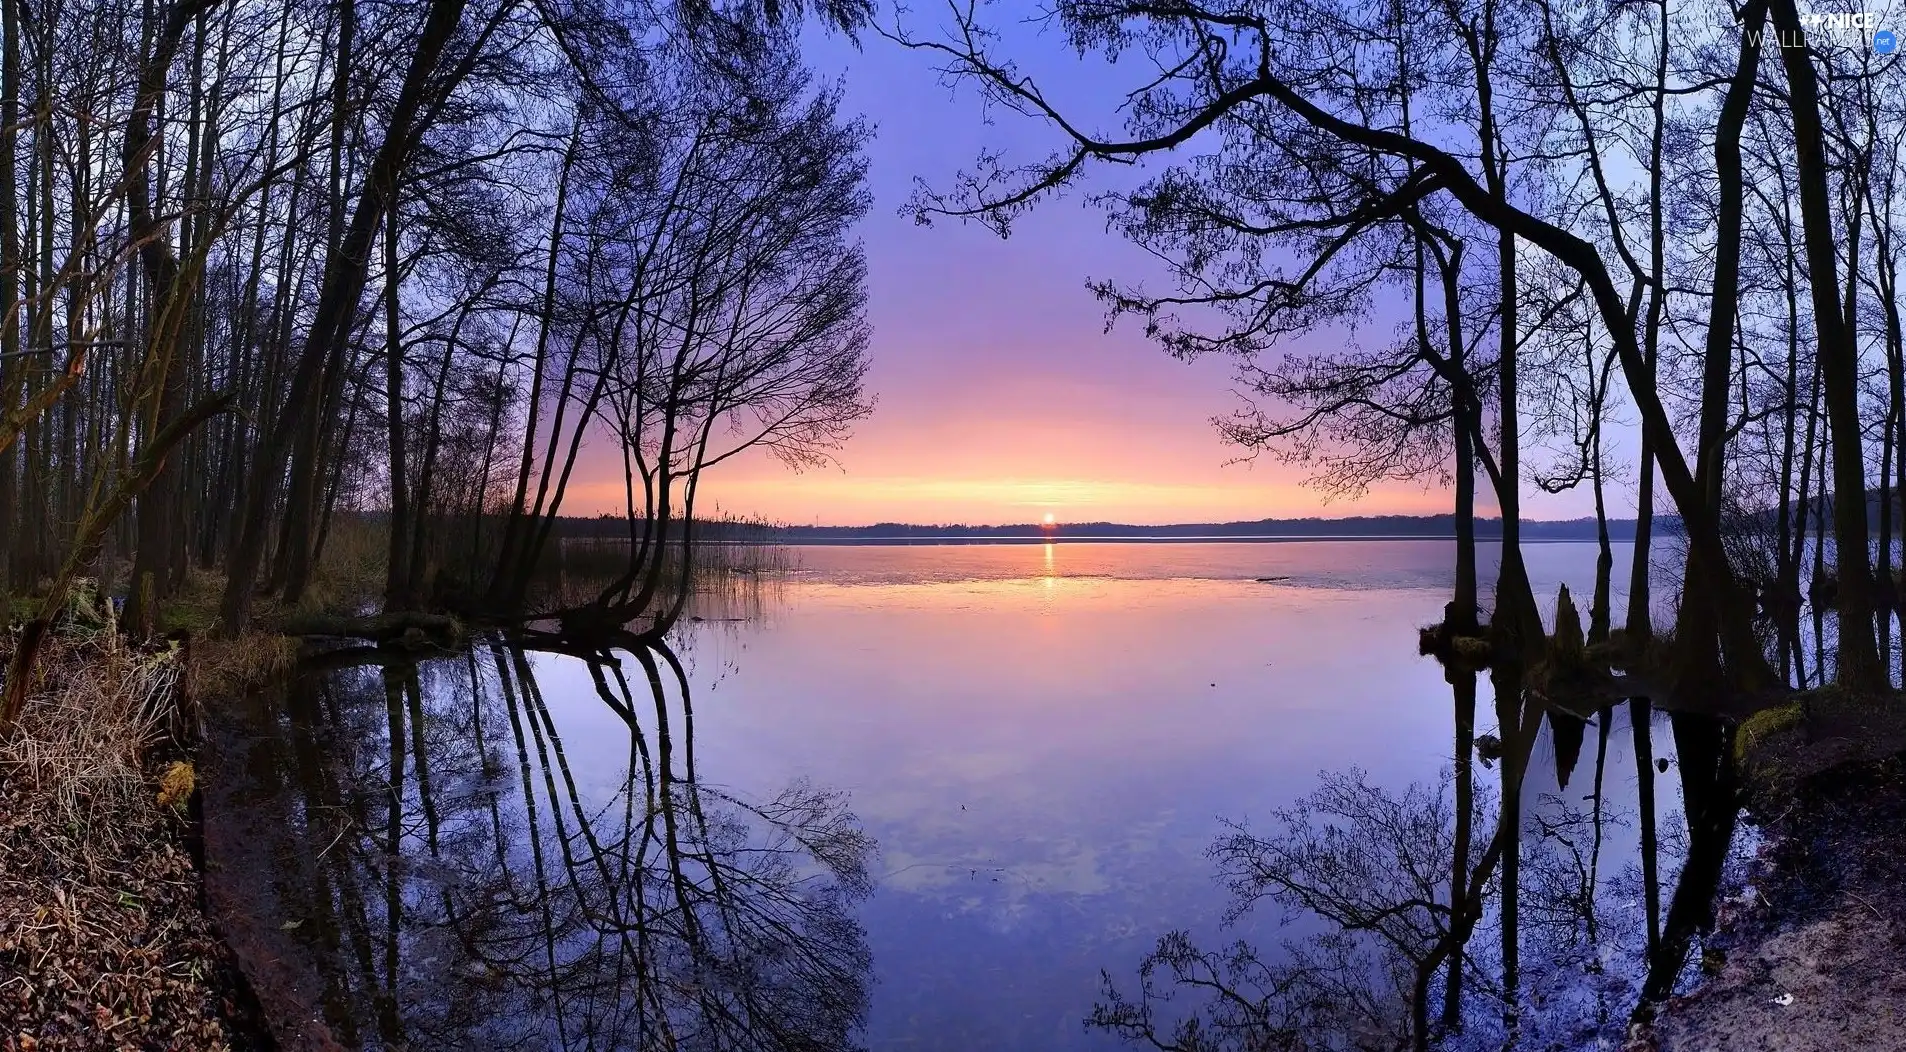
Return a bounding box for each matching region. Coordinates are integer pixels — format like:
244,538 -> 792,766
1637,704 -> 1906,1052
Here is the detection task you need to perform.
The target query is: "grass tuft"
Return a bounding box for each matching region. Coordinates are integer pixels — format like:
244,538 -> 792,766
0,625 -> 177,866
186,631 -> 299,699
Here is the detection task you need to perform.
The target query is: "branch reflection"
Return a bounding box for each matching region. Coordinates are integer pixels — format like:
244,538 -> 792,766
223,640 -> 876,1050
1091,670 -> 1743,1051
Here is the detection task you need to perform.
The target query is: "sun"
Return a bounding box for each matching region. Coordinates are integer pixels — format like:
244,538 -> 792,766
1042,512 -> 1056,526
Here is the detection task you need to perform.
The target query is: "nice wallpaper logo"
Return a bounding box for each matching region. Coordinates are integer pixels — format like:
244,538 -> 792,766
1796,7 -> 1894,49
1741,7 -> 1897,50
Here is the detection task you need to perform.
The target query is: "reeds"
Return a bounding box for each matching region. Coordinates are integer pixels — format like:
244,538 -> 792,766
526,536 -> 792,617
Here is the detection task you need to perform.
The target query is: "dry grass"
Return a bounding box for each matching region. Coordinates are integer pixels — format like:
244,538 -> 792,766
0,628 -> 179,862
185,631 -> 298,700
308,515 -> 385,615
0,625 -> 243,1049
161,540 -> 381,639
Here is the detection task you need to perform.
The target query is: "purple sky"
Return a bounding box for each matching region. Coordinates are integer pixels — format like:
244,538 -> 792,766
664,12 -> 1613,526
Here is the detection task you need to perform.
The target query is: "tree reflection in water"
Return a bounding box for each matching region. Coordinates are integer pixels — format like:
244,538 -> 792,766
1091,670 -> 1743,1052
230,640 -> 876,1050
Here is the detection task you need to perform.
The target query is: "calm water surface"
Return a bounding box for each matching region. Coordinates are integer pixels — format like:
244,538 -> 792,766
208,540 -> 1733,1050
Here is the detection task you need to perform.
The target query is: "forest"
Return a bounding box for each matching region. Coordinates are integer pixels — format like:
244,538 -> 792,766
0,0 -> 876,720
1,0 -> 1900,715
1,0 -> 1903,702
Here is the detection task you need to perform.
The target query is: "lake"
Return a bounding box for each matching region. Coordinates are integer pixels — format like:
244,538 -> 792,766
203,539 -> 1738,1051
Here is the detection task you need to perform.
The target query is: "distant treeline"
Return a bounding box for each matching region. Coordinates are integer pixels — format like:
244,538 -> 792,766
537,498 -> 1906,543
761,515 -> 1685,542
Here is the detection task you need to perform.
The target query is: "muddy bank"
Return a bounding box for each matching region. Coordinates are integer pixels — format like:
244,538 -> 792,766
1638,697 -> 1906,1051
195,703 -> 348,1052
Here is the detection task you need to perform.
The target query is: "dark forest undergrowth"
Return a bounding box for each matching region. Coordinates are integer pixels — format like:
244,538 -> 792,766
0,627 -> 269,1051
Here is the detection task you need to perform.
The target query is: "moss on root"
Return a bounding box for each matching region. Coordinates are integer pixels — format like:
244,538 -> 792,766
1734,701 -> 1805,762
1418,621 -> 1493,668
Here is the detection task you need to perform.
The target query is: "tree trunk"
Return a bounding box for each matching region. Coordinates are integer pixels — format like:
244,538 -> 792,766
221,0 -> 469,634
1674,0 -> 1764,698
1632,698 -> 1661,953
0,0 -> 20,611
1442,666 -> 1476,1031
1491,228 -> 1541,656
121,0 -> 225,635
382,204 -> 412,610
278,0 -> 356,606
1590,412 -> 1613,645
1770,0 -> 1884,689
1494,666 -> 1524,1033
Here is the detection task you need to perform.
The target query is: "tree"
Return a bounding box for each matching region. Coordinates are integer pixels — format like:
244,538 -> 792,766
891,0 -> 1789,690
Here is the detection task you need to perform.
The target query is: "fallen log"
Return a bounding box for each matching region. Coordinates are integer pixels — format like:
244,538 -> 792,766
276,611 -> 464,646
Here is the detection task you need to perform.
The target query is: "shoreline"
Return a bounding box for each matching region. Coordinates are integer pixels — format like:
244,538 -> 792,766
0,623 -> 286,1051
1,734 -> 260,1050
1636,693 -> 1906,1050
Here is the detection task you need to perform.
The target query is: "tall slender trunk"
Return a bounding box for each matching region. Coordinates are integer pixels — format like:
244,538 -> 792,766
1789,247 -> 1822,687
1452,322 -> 1478,634
1813,424 -> 1832,682
1770,0 -> 1884,689
1675,0 -> 1765,696
1626,0 -> 1673,643
1491,227 -> 1539,654
381,204 -> 411,609
1416,224 -> 1478,632
280,0 -> 356,604
222,0 -> 470,633
1775,338 -> 1802,682
1632,698 -> 1661,954
491,123 -> 581,609
406,307 -> 470,600
1442,666 -> 1476,1031
1875,187 -> 1906,683
1455,2 -> 1538,655
126,2 -> 219,634
1590,407 -> 1613,644
1494,666 -> 1523,1033
0,0 -> 20,608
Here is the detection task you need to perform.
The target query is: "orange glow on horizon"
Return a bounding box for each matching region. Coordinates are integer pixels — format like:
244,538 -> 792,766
553,470 -> 1476,527
552,359 -> 1520,526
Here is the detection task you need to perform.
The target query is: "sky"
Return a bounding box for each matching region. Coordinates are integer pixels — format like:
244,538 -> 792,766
640,11 -> 1612,528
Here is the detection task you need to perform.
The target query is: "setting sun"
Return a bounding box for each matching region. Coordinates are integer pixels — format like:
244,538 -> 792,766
1042,512 -> 1056,525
